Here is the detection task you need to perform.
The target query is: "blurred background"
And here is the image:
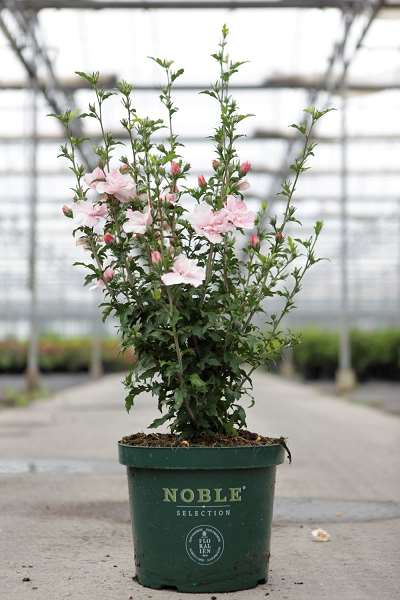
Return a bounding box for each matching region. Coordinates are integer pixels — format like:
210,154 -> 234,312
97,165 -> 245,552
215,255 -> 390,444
0,0 -> 399,411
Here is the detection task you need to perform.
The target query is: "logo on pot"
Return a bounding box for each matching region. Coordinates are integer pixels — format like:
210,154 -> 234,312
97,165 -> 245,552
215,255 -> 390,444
185,525 -> 224,566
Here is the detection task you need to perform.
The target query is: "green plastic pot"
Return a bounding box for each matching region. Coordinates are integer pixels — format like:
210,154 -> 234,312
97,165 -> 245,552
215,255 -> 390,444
118,442 -> 285,593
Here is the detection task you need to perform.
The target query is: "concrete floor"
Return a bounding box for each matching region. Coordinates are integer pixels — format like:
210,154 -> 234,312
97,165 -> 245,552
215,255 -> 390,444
0,372 -> 399,599
311,380 -> 400,416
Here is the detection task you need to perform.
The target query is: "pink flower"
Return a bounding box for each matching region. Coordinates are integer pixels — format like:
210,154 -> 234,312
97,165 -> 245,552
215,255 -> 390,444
90,266 -> 114,291
249,233 -> 260,248
170,161 -> 181,176
123,207 -> 152,235
151,250 -> 162,264
102,267 -> 114,283
161,255 -> 205,288
96,169 -> 136,203
238,180 -> 250,192
187,204 -> 233,244
74,201 -> 108,234
161,192 -> 177,204
198,175 -> 206,188
223,196 -> 255,230
62,204 -> 73,218
84,167 -> 106,190
240,161 -> 251,176
103,232 -> 115,244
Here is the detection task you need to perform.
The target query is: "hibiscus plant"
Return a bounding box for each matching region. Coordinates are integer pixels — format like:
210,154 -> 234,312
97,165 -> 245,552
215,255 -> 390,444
53,26 -> 330,438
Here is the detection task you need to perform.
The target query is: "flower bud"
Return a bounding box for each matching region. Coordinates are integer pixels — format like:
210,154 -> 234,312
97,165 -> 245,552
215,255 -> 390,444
102,267 -> 114,283
152,288 -> 162,301
249,233 -> 260,249
103,232 -> 115,244
238,180 -> 250,192
161,192 -> 177,204
275,231 -> 285,243
240,161 -> 251,176
198,175 -> 206,188
151,250 -> 162,264
212,159 -> 220,171
62,204 -> 73,218
119,164 -> 130,174
170,161 -> 181,176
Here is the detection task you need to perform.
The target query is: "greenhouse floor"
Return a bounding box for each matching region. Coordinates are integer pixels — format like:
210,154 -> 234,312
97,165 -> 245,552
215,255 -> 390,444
0,372 -> 399,600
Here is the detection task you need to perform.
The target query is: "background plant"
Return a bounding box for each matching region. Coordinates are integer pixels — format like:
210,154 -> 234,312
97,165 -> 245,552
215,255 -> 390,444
291,328 -> 400,381
1,330 -> 398,381
52,26 -> 330,438
0,336 -> 134,374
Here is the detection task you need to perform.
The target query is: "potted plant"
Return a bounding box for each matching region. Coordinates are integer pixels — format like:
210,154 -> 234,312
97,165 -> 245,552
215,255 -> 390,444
53,26 -> 330,593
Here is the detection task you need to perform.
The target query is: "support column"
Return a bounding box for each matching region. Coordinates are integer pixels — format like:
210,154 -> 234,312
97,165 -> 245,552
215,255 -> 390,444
335,71 -> 356,393
90,313 -> 104,380
26,76 -> 41,392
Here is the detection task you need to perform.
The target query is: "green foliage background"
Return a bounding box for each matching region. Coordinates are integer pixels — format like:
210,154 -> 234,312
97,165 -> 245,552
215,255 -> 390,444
292,328 -> 400,381
1,330 -> 399,382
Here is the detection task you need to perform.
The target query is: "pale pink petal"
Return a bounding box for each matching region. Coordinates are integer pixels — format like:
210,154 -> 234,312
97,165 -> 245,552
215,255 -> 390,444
123,221 -> 146,235
182,269 -> 206,287
95,181 -> 107,195
73,201 -> 108,234
84,167 -> 105,189
173,255 -> 192,273
92,217 -> 107,235
162,255 -> 205,288
95,169 -> 136,203
224,195 -> 255,230
161,272 -> 184,286
238,180 -> 250,192
187,204 -> 232,243
123,207 -> 152,234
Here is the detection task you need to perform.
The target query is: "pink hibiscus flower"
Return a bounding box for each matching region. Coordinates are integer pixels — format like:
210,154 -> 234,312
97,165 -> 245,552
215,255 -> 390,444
223,195 -> 255,229
161,255 -> 205,288
187,204 -> 233,244
123,208 -> 152,235
84,167 -> 106,190
73,202 -> 108,234
95,169 -> 136,203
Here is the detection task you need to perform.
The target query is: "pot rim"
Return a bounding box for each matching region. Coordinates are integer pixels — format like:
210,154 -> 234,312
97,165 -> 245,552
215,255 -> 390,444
118,441 -> 286,470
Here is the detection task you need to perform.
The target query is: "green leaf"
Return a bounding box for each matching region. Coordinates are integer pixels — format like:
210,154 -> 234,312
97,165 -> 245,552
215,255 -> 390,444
189,373 -> 206,389
174,389 -> 184,409
149,413 -> 173,429
75,70 -> 99,86
125,393 -> 134,413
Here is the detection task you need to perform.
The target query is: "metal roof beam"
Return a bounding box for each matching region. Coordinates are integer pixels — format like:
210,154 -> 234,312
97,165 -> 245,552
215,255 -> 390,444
1,130 -> 399,143
0,77 -> 397,93
1,167 -> 400,177
266,0 -> 386,199
0,1 -> 94,167
13,1 -> 370,11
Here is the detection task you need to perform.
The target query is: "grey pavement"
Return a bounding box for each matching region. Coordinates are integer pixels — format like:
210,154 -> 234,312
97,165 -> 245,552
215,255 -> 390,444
311,379 -> 400,416
0,374 -> 90,405
0,372 -> 399,600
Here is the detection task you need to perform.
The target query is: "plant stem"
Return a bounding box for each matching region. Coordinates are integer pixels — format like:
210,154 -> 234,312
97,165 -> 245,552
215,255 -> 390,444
166,287 -> 196,424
